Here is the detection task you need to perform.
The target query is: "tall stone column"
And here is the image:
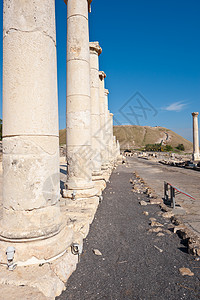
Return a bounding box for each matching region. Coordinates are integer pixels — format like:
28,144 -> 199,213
109,112 -> 114,165
99,72 -> 109,171
113,136 -> 118,161
89,42 -> 102,176
64,0 -> 97,199
1,0 -> 73,264
89,42 -> 106,193
192,112 -> 200,161
104,89 -> 111,166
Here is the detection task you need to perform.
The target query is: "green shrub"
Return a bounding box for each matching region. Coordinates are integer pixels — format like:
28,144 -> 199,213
176,143 -> 185,151
164,145 -> 173,152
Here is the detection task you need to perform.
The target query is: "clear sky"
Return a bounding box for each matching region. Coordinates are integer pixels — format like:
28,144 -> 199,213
0,0 -> 200,142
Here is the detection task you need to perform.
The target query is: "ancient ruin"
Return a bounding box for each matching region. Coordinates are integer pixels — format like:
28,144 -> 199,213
192,112 -> 200,161
0,0 -> 121,298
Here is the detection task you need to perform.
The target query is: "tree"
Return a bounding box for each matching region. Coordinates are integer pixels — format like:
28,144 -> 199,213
0,119 -> 2,141
176,144 -> 185,151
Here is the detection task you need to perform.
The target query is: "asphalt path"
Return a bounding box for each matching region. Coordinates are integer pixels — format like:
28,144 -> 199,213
57,164 -> 200,300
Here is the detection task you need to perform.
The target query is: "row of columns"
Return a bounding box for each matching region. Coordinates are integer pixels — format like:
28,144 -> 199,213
0,0 -> 120,265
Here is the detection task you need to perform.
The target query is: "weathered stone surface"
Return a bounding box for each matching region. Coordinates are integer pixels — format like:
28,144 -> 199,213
0,285 -> 49,300
0,264 -> 64,299
50,250 -> 78,283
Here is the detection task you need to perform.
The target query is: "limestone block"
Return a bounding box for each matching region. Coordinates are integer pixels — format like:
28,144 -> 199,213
50,250 -> 78,283
0,264 -> 64,299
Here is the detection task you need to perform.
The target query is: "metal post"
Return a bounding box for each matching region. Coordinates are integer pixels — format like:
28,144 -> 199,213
164,181 -> 169,202
170,186 -> 175,208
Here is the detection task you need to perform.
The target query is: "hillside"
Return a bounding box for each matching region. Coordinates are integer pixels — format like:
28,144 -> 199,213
59,125 -> 193,152
113,125 -> 193,152
59,129 -> 66,145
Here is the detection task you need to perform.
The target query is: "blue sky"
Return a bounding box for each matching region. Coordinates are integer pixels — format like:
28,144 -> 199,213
1,0 -> 200,142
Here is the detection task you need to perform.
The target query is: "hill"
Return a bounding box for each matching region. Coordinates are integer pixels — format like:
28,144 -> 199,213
113,125 -> 193,152
59,129 -> 66,145
59,125 -> 193,153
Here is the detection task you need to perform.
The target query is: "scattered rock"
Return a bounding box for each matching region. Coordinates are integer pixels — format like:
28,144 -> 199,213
139,201 -> 148,206
143,211 -> 149,216
174,225 -> 186,233
149,199 -> 162,205
157,232 -> 165,237
148,227 -> 163,233
163,229 -> 172,235
162,212 -> 174,219
149,217 -> 156,222
93,249 -> 102,256
151,221 -> 164,227
179,268 -> 194,276
154,245 -> 163,253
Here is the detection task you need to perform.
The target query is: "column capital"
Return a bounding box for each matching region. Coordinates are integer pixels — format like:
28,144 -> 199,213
99,71 -> 106,80
104,89 -> 109,96
90,42 -> 102,56
192,112 -> 199,117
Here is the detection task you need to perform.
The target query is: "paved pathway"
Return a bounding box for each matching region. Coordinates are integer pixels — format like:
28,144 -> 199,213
127,157 -> 200,239
57,164 -> 200,300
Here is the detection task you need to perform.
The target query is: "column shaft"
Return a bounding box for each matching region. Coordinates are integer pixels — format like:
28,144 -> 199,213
90,42 -> 102,176
192,112 -> 200,161
66,0 -> 94,191
99,71 -> 109,169
2,0 -> 61,240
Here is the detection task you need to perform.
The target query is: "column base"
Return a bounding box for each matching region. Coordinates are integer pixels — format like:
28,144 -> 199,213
193,153 -> 200,161
62,186 -> 98,199
117,155 -> 123,164
0,224 -> 74,265
92,175 -> 107,194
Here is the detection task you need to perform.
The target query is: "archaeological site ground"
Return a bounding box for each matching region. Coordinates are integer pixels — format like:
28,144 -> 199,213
0,0 -> 200,299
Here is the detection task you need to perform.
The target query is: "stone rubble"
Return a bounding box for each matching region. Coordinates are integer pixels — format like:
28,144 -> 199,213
130,170 -> 200,258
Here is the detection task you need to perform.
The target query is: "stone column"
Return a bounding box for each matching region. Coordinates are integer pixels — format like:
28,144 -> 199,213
113,136 -> 118,161
89,42 -> 102,176
89,42 -> 106,193
192,112 -> 200,161
104,89 -> 111,167
1,0 -> 73,264
109,112 -> 114,165
99,72 -> 109,171
64,0 -> 97,199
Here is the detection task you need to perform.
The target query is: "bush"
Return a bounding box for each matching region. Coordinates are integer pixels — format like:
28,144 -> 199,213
176,144 -> 185,151
145,143 -> 162,152
164,145 -> 173,152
